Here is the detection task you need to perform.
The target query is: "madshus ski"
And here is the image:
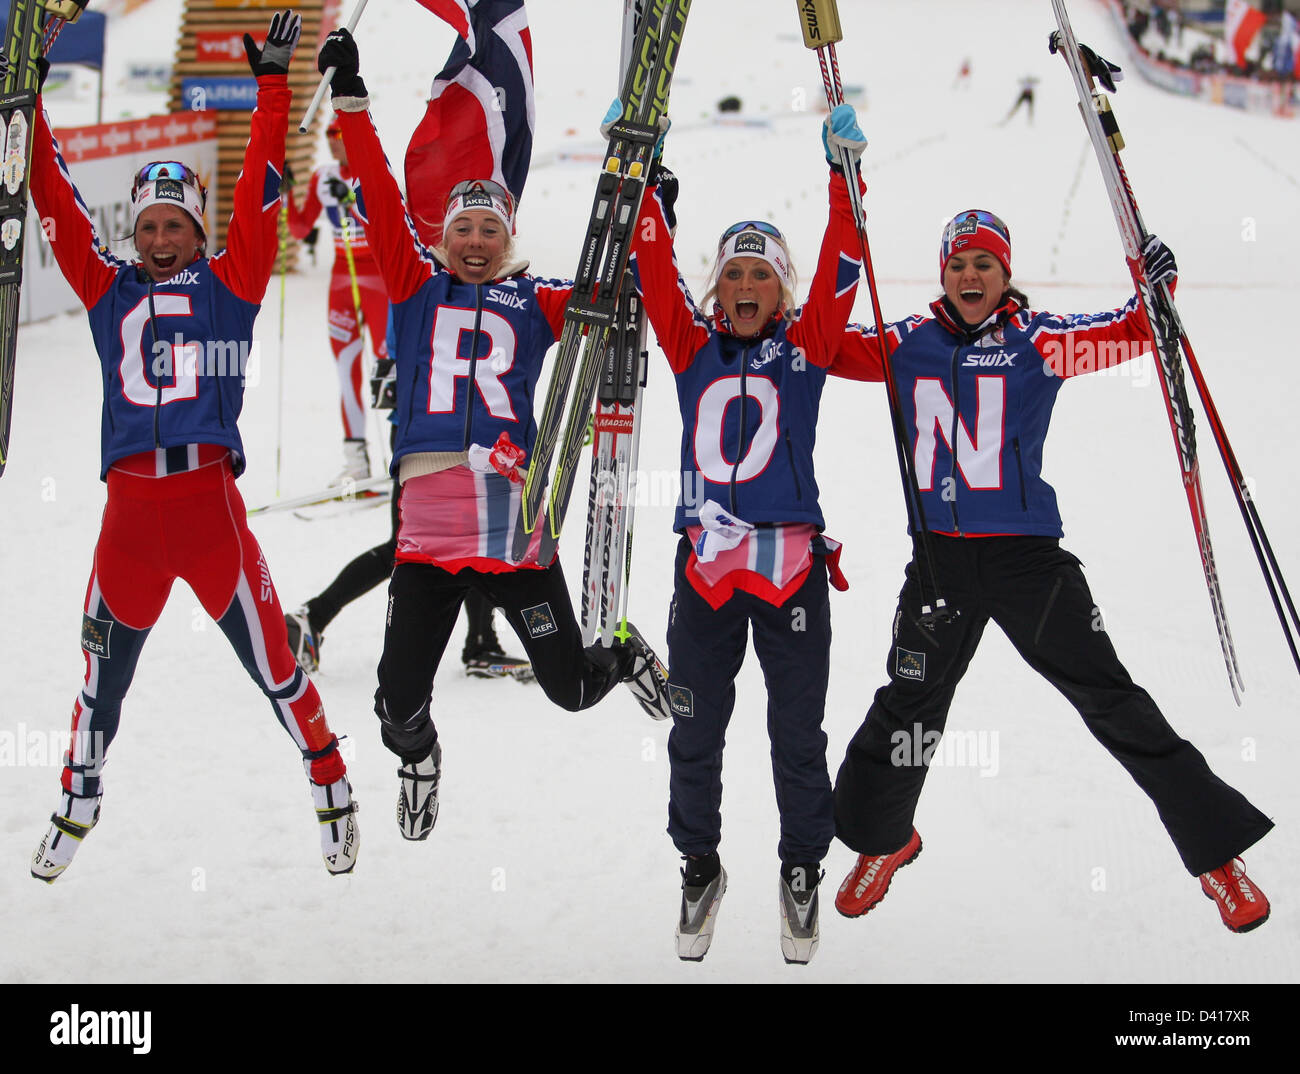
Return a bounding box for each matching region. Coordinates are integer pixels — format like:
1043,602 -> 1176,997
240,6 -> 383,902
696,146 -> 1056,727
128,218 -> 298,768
1,0 -> 88,480
581,281 -> 646,645
1050,0 -> 1300,700
513,0 -> 689,565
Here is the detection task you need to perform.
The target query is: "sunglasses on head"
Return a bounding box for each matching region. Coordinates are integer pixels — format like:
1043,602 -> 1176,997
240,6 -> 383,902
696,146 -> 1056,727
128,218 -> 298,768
719,220 -> 785,249
132,162 -> 207,205
945,209 -> 1010,245
446,179 -> 515,216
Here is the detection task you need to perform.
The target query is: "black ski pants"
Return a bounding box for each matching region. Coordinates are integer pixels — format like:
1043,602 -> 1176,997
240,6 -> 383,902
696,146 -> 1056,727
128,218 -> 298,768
375,558 -> 626,763
666,537 -> 836,866
834,536 -> 1272,876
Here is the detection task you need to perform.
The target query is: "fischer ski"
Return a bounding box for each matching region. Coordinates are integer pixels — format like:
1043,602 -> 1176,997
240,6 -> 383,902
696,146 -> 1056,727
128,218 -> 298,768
513,0 -> 689,563
247,476 -> 390,516
0,0 -> 87,480
1047,0 -> 1294,701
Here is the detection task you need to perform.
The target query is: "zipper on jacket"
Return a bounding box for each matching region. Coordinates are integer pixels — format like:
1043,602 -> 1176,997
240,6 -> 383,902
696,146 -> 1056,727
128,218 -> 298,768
947,343 -> 963,535
1013,437 -> 1028,511
461,283 -> 485,450
784,428 -> 803,501
146,282 -> 163,448
730,342 -> 751,515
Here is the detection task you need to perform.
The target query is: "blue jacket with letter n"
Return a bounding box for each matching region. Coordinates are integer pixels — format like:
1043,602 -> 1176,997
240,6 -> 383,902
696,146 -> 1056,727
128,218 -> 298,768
833,293 -> 1157,537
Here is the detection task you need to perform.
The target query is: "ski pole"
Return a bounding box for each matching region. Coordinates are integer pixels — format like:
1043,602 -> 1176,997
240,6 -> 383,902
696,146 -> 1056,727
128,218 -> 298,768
299,0 -> 370,134
1048,0 -> 1258,699
796,0 -> 948,623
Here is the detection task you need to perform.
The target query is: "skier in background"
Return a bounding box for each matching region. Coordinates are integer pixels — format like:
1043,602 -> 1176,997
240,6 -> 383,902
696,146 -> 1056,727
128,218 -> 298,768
283,116 -> 388,484
1000,75 -> 1038,125
630,104 -> 866,965
830,209 -> 1272,935
25,11 -> 359,883
951,56 -> 972,90
314,29 -> 673,845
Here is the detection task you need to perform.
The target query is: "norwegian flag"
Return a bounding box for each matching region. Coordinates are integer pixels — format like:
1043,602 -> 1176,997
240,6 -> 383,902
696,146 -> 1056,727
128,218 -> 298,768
1224,0 -> 1267,70
405,0 -> 535,247
1273,11 -> 1300,78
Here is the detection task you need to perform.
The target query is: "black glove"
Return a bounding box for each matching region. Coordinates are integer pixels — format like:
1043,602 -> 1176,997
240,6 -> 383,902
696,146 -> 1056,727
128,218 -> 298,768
1142,234 -> 1177,288
370,358 -> 396,410
650,164 -> 679,234
36,56 -> 50,92
244,10 -> 301,78
319,28 -> 367,99
282,160 -> 296,189
327,176 -> 353,203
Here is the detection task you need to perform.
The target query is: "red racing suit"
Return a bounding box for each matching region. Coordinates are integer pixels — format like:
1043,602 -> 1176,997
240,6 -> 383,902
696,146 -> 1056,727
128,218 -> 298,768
28,75 -> 347,796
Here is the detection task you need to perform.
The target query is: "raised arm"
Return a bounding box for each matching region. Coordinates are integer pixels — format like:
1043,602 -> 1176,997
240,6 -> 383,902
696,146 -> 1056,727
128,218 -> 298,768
210,12 -> 301,303
320,29 -> 434,304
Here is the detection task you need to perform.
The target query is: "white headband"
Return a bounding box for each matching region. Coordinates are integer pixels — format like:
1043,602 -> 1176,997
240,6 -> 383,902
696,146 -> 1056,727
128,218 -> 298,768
131,179 -> 206,238
443,188 -> 514,232
718,230 -> 792,291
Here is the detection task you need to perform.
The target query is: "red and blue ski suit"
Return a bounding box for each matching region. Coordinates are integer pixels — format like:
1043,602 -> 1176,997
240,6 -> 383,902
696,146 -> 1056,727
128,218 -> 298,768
29,75 -> 347,797
830,293 -> 1272,875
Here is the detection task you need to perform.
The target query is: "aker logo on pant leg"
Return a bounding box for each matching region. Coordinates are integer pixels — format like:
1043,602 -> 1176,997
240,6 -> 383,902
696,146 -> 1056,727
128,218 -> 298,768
522,603 -> 557,639
81,615 -> 114,659
668,684 -> 694,718
895,647 -> 926,682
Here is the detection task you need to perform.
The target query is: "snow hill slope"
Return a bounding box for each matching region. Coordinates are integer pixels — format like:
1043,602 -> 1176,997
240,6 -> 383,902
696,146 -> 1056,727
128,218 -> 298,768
0,0 -> 1297,985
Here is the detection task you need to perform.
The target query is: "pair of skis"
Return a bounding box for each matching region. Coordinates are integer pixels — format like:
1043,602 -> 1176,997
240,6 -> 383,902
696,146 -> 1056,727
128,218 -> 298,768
0,0 -> 86,481
518,0 -> 688,647
1050,0 -> 1300,699
513,0 -> 687,575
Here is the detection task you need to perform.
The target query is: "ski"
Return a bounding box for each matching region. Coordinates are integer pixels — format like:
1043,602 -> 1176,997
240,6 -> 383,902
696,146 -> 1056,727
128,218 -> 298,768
246,475 -> 390,516
1048,0 -> 1263,701
292,487 -> 391,522
580,277 -> 645,645
512,0 -> 689,563
1,0 -> 87,480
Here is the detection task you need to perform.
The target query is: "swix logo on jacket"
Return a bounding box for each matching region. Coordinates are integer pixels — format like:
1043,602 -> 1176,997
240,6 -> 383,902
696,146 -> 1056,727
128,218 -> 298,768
836,293 -> 1155,537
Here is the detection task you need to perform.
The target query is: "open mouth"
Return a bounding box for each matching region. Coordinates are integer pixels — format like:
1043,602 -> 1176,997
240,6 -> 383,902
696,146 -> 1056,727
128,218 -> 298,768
152,253 -> 177,270
735,300 -> 759,320
959,288 -> 983,303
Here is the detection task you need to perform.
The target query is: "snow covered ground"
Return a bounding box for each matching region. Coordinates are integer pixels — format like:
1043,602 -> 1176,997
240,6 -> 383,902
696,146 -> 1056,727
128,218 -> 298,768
2,0 -> 1297,993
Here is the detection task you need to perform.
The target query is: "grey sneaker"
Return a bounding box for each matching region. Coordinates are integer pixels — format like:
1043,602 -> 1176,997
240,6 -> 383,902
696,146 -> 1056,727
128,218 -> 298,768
397,741 -> 442,840
676,854 -> 727,961
31,790 -> 102,883
779,863 -> 823,965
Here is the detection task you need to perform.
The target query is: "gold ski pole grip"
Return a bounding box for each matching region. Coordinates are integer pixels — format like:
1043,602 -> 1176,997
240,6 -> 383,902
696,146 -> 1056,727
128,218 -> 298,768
796,0 -> 843,49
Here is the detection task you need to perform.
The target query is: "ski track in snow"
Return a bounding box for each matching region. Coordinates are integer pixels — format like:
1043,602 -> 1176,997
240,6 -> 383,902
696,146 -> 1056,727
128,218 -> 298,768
1,0 -> 1297,986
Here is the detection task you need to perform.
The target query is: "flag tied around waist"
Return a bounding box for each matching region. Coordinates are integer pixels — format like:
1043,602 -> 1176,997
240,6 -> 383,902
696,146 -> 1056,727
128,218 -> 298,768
405,0 -> 535,248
